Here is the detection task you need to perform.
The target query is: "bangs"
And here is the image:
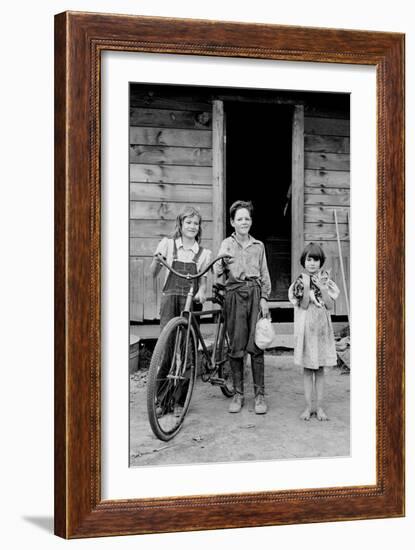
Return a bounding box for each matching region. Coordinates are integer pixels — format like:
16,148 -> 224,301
172,206 -> 203,242
307,252 -> 322,261
300,242 -> 326,267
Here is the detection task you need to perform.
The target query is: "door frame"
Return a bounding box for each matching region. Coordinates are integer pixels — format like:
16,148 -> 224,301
212,99 -> 305,304
212,100 -> 226,255
291,104 -> 305,282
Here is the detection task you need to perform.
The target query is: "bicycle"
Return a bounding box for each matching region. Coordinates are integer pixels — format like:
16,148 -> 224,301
146,254 -> 234,441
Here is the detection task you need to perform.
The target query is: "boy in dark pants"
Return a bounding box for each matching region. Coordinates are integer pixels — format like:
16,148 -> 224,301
215,201 -> 271,414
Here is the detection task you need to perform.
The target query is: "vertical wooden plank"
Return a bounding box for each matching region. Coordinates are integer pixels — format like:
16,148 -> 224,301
156,274 -> 163,320
331,255 -> 349,316
331,256 -> 341,315
212,100 -> 225,257
143,257 -> 158,320
130,258 -> 144,322
333,208 -> 350,317
291,105 -> 305,279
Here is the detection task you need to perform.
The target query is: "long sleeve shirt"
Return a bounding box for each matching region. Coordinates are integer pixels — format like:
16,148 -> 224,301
214,233 -> 271,300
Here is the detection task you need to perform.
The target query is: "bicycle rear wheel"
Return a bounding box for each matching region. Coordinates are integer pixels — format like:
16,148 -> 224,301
147,316 -> 197,441
217,331 -> 234,398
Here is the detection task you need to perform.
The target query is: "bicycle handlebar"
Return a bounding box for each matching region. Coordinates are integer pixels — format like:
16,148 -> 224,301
154,253 -> 232,280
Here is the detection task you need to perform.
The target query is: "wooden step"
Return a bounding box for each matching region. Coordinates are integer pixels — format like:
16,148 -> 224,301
131,321 -> 348,350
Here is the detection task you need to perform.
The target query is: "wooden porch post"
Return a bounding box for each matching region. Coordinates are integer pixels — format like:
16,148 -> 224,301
212,100 -> 225,256
291,105 -> 304,279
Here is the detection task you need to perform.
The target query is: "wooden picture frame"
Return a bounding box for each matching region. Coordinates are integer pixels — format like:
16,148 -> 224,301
54,11 -> 405,538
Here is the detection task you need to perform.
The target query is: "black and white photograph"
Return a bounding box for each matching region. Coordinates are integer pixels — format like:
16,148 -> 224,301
128,83 -> 351,467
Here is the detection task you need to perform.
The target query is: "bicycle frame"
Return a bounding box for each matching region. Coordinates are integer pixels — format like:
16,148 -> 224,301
146,254 -> 233,440
180,287 -> 226,377
154,252 -> 231,383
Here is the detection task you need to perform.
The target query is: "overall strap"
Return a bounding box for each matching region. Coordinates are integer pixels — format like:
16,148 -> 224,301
193,244 -> 204,264
172,238 -> 178,260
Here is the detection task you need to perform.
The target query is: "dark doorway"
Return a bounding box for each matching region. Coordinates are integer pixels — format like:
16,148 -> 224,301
225,102 -> 293,301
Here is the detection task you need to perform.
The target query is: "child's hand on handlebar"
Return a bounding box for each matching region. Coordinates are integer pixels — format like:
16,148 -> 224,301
154,253 -> 166,266
194,288 -> 206,304
221,254 -> 234,265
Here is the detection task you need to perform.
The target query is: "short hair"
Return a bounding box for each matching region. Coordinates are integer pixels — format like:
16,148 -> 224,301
229,200 -> 253,221
300,242 -> 326,267
172,206 -> 202,242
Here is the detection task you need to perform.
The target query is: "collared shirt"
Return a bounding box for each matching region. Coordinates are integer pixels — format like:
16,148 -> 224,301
214,233 -> 271,299
154,237 -> 212,285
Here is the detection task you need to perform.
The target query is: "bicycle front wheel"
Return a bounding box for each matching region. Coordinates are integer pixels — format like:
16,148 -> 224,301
147,316 -> 197,441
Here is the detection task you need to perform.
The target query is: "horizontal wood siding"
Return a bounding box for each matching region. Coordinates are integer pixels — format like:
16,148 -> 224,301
130,127 -> 212,148
130,238 -> 214,257
129,88 -> 350,321
130,145 -> 212,166
130,219 -> 214,239
130,182 -> 212,203
130,164 -> 212,185
130,90 -> 213,321
130,107 -> 212,129
304,111 -> 350,315
130,201 -> 213,221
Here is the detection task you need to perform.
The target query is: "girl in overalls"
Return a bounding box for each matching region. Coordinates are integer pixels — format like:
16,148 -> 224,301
150,206 -> 211,328
215,200 -> 271,414
150,207 -> 211,415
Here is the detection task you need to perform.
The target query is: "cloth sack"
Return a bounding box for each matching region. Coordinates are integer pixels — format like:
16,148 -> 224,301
255,316 -> 275,350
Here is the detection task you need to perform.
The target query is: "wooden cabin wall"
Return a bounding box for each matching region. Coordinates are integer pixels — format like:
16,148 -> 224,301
303,106 -> 350,315
129,89 -> 213,322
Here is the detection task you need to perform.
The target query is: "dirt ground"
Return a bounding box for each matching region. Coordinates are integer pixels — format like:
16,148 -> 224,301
129,352 -> 350,467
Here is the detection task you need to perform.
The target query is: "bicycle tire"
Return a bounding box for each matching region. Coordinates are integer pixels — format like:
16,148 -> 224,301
147,316 -> 197,441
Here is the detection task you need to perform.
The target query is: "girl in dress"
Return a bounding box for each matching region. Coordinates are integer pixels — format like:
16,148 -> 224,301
288,243 -> 340,421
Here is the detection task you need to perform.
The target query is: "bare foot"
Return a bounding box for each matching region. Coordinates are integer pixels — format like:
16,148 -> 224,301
300,408 -> 311,421
316,407 -> 329,421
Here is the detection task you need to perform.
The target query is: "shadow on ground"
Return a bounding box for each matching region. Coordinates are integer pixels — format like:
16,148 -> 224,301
22,516 -> 54,533
130,353 -> 350,467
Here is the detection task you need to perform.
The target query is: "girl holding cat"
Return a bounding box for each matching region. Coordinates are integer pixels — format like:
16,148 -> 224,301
288,243 -> 340,421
